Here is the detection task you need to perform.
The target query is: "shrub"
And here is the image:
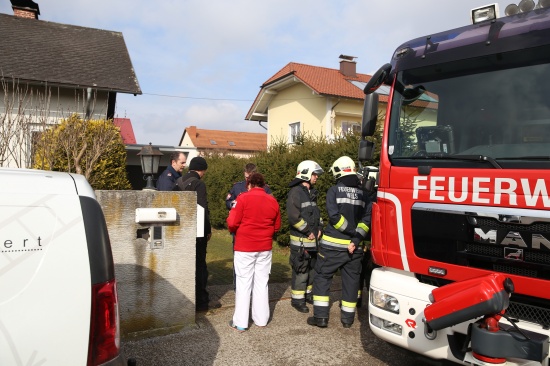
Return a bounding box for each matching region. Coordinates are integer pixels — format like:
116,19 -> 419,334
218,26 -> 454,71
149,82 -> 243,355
202,133 -> 379,245
33,115 -> 131,190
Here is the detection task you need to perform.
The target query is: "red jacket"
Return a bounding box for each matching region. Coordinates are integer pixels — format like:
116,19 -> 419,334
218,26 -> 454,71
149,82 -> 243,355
226,187 -> 281,252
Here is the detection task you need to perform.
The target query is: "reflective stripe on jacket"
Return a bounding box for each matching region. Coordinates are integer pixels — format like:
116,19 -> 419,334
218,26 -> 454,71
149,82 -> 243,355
286,184 -> 320,250
321,181 -> 371,251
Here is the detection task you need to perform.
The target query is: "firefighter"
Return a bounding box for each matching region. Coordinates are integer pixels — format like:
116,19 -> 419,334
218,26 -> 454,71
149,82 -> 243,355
287,160 -> 324,313
307,156 -> 372,328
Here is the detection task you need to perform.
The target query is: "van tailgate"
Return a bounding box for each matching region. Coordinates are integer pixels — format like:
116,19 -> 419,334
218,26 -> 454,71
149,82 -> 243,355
0,192 -> 91,365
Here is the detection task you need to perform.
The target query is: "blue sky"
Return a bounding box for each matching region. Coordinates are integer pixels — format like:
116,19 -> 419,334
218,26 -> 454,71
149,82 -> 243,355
0,0 -> 511,145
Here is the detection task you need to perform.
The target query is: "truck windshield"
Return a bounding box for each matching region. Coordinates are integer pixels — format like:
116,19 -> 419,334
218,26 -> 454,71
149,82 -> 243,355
387,45 -> 550,168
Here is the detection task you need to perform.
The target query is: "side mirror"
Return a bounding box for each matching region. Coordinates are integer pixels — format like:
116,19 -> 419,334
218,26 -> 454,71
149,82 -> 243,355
361,93 -> 379,137
358,139 -> 375,162
361,63 -> 391,138
363,63 -> 392,95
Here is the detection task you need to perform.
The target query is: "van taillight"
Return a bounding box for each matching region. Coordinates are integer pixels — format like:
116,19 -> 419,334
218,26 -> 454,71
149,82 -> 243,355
88,279 -> 120,366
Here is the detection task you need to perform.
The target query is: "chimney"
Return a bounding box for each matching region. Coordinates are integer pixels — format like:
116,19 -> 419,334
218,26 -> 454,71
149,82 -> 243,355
339,54 -> 357,77
11,0 -> 40,19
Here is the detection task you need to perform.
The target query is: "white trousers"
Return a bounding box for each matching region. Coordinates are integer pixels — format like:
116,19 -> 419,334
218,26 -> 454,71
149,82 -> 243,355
232,250 -> 272,328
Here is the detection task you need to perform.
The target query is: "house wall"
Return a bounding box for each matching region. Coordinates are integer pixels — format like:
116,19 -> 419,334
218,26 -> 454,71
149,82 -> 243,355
332,99 -> 364,136
265,84 -> 388,144
0,83 -> 109,168
179,132 -> 195,149
196,149 -> 255,158
0,84 -> 109,121
267,83 -> 327,144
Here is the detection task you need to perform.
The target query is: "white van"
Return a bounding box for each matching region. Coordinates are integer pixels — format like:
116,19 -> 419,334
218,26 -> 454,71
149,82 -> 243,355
0,168 -> 125,365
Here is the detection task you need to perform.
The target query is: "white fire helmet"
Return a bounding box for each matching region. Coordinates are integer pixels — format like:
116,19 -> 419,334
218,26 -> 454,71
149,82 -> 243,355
296,160 -> 324,181
330,156 -> 356,179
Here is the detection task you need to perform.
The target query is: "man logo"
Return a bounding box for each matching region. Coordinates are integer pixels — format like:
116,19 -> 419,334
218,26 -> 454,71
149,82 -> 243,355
474,228 -> 550,250
504,248 -> 523,261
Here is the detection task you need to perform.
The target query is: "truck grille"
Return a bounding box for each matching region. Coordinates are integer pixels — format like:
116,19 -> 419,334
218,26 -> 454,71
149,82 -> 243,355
508,299 -> 550,328
412,204 -> 550,329
493,264 -> 537,277
412,207 -> 550,281
529,251 -> 550,265
466,243 -> 550,265
476,217 -> 550,233
466,243 -> 500,257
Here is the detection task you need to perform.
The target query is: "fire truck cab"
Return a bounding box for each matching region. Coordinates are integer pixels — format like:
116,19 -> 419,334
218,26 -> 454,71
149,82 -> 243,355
360,3 -> 550,365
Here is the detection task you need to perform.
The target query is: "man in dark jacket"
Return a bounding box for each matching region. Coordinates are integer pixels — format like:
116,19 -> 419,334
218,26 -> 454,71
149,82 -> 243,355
307,156 -> 372,328
225,163 -> 271,210
175,156 -> 218,311
157,151 -> 187,191
287,160 -> 324,313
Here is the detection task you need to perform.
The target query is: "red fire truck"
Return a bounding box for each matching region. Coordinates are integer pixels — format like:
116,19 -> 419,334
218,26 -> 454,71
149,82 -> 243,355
359,3 -> 550,365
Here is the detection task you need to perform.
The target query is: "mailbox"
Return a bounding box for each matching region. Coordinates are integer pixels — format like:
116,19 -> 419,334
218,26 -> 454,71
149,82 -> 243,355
135,208 -> 177,223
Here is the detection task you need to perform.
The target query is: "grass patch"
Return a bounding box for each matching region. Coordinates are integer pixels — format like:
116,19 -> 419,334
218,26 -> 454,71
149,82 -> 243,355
207,229 -> 292,286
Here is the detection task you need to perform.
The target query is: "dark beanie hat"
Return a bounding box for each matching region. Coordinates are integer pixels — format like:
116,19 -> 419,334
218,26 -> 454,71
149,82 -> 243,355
189,156 -> 208,171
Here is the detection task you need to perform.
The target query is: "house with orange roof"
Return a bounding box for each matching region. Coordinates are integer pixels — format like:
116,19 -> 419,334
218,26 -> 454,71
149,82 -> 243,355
245,55 -> 386,145
179,126 -> 267,158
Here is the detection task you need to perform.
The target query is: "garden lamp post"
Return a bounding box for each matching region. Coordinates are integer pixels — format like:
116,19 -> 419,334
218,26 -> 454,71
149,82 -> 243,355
137,143 -> 163,190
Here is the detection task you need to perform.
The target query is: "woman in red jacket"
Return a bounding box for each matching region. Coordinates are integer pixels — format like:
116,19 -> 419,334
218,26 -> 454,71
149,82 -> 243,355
226,173 -> 281,331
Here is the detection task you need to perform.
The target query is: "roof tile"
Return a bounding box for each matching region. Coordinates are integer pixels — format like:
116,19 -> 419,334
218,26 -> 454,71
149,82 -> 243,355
183,126 -> 267,152
0,13 -> 141,94
263,62 -> 374,100
114,118 -> 137,144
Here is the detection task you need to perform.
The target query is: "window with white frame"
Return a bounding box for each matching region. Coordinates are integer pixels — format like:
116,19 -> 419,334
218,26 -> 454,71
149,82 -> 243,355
289,122 -> 301,143
341,121 -> 361,136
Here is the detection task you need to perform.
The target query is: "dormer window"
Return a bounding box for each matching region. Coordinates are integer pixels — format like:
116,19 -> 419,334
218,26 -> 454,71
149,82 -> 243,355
228,141 -> 236,146
210,140 -> 217,145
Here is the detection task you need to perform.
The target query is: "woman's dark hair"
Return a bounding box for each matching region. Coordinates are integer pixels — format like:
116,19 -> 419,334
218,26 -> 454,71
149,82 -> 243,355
247,172 -> 265,188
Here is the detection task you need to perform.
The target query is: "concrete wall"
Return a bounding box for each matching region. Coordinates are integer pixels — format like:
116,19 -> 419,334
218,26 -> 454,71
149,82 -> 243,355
96,190 -> 197,340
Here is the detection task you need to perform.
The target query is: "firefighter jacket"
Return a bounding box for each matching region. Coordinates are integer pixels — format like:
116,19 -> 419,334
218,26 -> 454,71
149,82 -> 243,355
320,181 -> 372,252
286,184 -> 321,251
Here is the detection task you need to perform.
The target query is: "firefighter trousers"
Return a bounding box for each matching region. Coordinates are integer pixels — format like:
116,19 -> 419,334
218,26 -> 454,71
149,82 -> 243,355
312,247 -> 362,325
290,248 -> 317,305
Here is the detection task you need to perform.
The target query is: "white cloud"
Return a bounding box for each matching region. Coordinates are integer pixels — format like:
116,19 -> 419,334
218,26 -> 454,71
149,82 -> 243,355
0,0 -> 512,145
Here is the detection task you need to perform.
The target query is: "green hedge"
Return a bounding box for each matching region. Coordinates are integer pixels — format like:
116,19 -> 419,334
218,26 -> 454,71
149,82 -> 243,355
202,133 -> 380,245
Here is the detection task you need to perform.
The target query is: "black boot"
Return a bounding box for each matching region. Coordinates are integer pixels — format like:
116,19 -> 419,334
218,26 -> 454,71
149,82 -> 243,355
307,317 -> 328,328
341,321 -> 353,328
291,302 -> 309,313
305,294 -> 313,304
